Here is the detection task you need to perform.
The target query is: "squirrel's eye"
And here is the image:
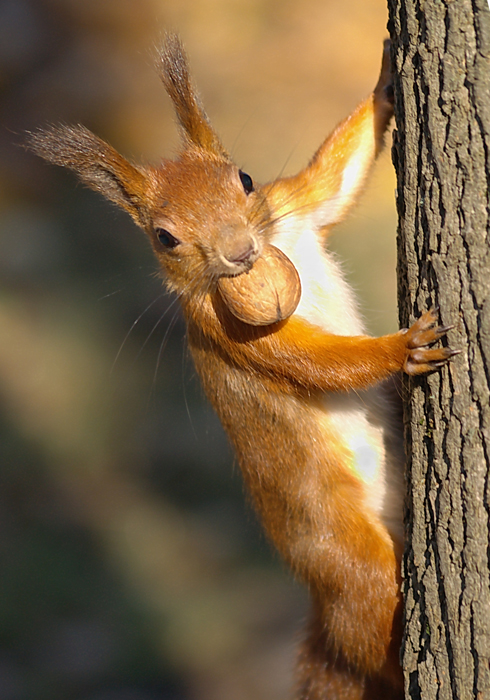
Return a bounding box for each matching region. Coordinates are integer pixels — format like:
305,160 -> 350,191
156,228 -> 180,249
239,170 -> 254,195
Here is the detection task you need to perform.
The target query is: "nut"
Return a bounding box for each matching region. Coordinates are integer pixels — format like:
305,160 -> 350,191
218,244 -> 301,326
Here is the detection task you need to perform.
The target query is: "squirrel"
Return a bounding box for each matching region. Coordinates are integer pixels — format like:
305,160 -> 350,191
29,35 -> 457,700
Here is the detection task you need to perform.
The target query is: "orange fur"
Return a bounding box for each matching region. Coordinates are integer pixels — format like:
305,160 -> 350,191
187,302 -> 404,693
28,36 -> 456,700
188,295 -> 408,392
267,47 -> 393,237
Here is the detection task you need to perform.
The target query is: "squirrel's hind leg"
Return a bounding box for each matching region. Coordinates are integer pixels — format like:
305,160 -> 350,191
295,606 -> 404,700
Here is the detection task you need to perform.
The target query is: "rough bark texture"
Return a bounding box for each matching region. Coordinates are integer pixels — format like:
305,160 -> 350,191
387,1 -> 490,698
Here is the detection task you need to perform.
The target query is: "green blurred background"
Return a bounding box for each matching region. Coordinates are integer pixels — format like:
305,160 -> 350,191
0,1 -> 397,698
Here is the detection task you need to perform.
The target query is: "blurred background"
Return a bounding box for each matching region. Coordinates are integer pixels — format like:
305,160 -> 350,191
0,1 -> 397,699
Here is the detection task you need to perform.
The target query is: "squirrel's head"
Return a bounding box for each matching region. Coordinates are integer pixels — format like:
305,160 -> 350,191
28,34 -> 302,325
28,36 -> 275,297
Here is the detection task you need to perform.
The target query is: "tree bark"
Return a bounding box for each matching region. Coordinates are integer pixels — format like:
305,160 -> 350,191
387,1 -> 490,698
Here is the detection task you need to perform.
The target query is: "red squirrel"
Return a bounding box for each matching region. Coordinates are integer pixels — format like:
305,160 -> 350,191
29,36 -> 456,700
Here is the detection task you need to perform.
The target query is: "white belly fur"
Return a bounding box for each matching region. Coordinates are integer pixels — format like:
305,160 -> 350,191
272,222 -> 403,540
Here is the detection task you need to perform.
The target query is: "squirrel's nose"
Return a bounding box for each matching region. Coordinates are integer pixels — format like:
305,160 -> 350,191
225,242 -> 255,264
220,229 -> 257,267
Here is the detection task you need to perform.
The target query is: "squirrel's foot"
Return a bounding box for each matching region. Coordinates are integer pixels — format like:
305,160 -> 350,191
374,39 -> 394,106
402,308 -> 460,376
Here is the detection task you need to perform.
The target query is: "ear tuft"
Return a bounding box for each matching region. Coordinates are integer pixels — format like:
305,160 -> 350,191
156,34 -> 229,158
27,125 -> 149,224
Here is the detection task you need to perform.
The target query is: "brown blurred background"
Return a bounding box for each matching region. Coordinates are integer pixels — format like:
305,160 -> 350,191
0,1 -> 396,699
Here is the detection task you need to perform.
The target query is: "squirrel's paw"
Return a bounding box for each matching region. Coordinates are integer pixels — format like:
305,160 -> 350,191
374,39 -> 394,106
402,308 -> 460,376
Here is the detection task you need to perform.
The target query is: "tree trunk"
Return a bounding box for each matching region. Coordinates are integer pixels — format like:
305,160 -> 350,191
387,1 -> 490,698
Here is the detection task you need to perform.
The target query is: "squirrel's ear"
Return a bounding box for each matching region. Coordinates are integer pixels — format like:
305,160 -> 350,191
157,34 -> 229,159
27,125 -> 150,225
